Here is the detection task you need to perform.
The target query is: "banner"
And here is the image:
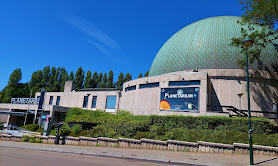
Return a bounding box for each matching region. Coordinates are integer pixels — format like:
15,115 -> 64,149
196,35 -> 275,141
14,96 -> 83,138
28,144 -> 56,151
160,87 -> 199,112
38,89 -> 46,109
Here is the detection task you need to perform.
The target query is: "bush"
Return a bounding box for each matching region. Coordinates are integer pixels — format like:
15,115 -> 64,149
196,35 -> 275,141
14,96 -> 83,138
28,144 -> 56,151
149,115 -> 276,135
134,132 -> 156,139
72,124 -> 82,135
50,129 -> 56,136
21,136 -> 42,143
21,124 -> 39,132
36,128 -> 44,134
78,130 -> 92,137
21,135 -> 30,142
63,107 -> 278,146
61,122 -> 71,136
118,120 -> 149,138
91,125 -> 116,138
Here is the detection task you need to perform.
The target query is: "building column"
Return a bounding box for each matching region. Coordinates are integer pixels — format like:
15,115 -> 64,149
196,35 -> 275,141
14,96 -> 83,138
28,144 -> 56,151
33,108 -> 38,124
6,108 -> 12,129
199,78 -> 208,114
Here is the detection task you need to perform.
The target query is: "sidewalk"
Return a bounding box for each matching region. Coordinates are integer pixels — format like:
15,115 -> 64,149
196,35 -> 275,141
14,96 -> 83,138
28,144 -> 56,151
0,141 -> 277,166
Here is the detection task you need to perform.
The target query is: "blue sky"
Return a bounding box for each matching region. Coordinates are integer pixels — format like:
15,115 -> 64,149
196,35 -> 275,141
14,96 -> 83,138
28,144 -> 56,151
0,0 -> 244,90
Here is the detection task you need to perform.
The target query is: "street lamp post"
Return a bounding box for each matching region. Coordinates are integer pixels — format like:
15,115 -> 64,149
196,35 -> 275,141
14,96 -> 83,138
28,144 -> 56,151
242,37 -> 254,165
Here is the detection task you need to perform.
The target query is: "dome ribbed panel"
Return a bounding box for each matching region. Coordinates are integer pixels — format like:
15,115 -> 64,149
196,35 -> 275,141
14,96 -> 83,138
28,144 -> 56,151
149,16 -> 278,76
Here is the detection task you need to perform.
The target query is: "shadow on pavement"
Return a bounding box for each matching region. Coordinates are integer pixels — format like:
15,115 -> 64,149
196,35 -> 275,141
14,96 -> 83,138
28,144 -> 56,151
255,157 -> 278,165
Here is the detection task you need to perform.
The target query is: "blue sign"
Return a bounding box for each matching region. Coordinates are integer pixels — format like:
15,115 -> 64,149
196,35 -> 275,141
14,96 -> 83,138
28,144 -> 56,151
160,87 -> 199,112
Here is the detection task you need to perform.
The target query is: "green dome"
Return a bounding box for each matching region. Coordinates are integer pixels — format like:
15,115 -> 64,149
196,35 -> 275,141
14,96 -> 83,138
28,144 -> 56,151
149,16 -> 278,76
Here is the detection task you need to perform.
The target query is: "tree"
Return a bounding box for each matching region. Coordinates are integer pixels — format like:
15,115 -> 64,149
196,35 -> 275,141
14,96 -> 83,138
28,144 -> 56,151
107,70 -> 114,88
29,70 -> 43,96
92,72 -> 98,88
123,73 -> 132,83
41,66 -> 50,87
144,71 -> 149,77
116,72 -> 124,90
97,72 -> 103,88
230,0 -> 278,71
47,67 -> 56,91
241,0 -> 278,28
84,70 -> 92,88
1,68 -> 26,103
138,73 -> 143,78
99,73 -> 107,88
51,67 -> 60,92
69,71 -> 74,81
75,67 -> 85,89
59,67 -> 68,92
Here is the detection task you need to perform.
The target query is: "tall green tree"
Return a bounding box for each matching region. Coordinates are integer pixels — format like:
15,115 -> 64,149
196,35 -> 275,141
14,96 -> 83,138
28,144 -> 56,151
116,72 -> 124,90
92,72 -> 98,88
51,67 -> 60,92
123,73 -> 132,83
144,71 -> 149,77
41,66 -> 50,87
107,70 -> 114,88
47,66 -> 56,91
1,68 -> 26,103
138,73 -> 143,78
69,71 -> 74,81
99,73 -> 107,88
230,0 -> 278,71
59,67 -> 68,92
97,72 -> 103,88
84,70 -> 92,88
29,70 -> 43,96
75,67 -> 85,89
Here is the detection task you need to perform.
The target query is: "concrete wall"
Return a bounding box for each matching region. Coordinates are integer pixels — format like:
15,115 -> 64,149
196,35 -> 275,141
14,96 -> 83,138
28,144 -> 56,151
206,69 -> 278,118
119,71 -> 221,116
35,90 -> 120,112
120,69 -> 278,118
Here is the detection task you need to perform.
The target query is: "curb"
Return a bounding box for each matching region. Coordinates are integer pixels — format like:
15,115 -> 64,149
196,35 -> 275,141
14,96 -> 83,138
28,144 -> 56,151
0,145 -> 208,166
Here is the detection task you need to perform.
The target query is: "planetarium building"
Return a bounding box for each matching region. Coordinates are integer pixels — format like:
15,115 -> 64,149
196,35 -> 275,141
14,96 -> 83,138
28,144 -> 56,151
120,16 -> 278,118
1,16 -> 278,128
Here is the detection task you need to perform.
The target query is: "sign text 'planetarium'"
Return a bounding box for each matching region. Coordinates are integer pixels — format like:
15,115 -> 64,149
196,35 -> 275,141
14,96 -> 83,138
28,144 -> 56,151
11,98 -> 40,105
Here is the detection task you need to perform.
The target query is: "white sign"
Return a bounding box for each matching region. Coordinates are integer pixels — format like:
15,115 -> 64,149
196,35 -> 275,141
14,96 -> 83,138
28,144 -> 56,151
11,98 -> 40,105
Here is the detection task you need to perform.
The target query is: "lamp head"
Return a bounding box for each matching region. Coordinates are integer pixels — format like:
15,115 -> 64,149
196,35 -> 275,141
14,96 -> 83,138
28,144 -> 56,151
242,38 -> 254,47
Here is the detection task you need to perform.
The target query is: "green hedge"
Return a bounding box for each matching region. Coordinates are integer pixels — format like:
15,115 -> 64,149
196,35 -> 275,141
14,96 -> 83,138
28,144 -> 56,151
66,108 -> 276,135
21,124 -> 39,132
134,129 -> 278,147
149,115 -> 276,135
63,108 -> 278,146
66,108 -> 149,122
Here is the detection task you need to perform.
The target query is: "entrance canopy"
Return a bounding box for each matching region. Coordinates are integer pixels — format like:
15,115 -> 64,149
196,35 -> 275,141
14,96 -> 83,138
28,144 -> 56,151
0,111 -> 27,117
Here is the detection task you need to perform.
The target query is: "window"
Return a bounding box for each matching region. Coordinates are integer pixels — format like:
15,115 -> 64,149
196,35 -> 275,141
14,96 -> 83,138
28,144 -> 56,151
273,103 -> 277,119
139,82 -> 159,89
106,96 -> 117,109
56,96 -> 61,106
169,80 -> 200,86
191,80 -> 201,85
83,96 -> 88,108
92,96 -> 97,108
49,96 -> 53,105
125,85 -> 136,92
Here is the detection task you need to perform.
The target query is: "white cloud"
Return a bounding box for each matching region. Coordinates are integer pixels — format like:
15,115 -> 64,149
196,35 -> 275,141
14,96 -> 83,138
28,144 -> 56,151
87,40 -> 110,54
62,15 -> 120,51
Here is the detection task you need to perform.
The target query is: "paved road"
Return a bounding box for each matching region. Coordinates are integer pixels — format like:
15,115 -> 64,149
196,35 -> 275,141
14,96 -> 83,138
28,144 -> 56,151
0,147 -> 195,166
1,141 -> 278,166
